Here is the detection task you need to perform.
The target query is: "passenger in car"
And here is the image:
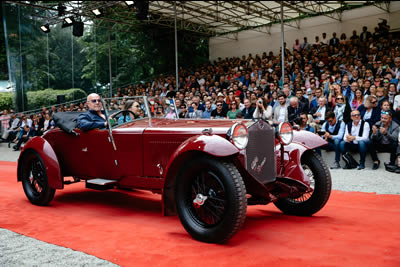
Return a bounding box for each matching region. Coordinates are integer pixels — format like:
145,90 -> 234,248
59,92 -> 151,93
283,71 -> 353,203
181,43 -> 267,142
116,100 -> 142,124
77,93 -> 107,131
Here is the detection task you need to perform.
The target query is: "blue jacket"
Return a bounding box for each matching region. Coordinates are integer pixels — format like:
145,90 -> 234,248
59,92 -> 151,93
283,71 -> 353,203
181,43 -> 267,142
357,105 -> 381,127
77,110 -> 106,130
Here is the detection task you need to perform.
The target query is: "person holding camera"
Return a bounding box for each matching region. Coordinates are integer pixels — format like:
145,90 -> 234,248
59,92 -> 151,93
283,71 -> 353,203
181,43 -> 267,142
319,111 -> 346,169
287,97 -> 306,125
253,96 -> 272,122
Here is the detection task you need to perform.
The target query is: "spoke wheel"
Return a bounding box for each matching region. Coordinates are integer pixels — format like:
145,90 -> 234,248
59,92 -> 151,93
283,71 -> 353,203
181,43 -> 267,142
274,150 -> 331,216
175,157 -> 247,243
20,151 -> 55,206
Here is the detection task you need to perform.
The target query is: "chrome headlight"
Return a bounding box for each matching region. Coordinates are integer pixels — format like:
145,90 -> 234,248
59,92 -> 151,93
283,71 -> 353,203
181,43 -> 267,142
230,123 -> 248,150
276,122 -> 293,145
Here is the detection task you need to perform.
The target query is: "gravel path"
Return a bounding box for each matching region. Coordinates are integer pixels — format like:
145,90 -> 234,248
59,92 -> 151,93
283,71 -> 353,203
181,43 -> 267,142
0,142 -> 399,266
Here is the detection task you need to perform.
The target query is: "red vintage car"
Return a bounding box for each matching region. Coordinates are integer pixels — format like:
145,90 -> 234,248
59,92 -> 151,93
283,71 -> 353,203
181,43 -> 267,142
17,96 -> 331,243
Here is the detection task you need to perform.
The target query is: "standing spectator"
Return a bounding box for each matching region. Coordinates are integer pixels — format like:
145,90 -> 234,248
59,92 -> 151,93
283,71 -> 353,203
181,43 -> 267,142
340,110 -> 370,170
320,111 -> 346,169
293,39 -> 301,52
360,26 -> 372,42
241,98 -> 255,119
369,110 -> 399,170
273,93 -> 289,123
321,32 -> 328,45
329,32 -> 339,47
0,110 -> 10,141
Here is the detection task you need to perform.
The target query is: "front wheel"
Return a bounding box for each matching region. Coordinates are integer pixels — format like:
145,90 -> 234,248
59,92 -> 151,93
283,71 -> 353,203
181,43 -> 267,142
175,157 -> 247,243
20,150 -> 56,206
274,150 -> 331,216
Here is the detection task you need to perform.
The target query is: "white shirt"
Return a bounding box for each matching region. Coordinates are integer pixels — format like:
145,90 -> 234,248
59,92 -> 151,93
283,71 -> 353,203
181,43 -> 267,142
315,106 -> 326,120
363,109 -> 372,120
278,106 -> 286,122
344,121 -> 370,144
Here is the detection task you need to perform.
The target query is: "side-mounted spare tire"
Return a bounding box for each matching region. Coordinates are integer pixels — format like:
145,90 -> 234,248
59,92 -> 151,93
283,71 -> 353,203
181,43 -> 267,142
274,150 -> 332,216
175,157 -> 247,243
19,150 -> 56,206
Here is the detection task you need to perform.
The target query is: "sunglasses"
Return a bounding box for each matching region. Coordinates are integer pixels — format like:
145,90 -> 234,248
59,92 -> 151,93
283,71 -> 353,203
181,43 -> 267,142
371,101 -> 377,104
351,114 -> 361,117
216,104 -> 222,107
381,111 -> 391,115
90,99 -> 101,103
133,105 -> 140,108
336,97 -> 344,100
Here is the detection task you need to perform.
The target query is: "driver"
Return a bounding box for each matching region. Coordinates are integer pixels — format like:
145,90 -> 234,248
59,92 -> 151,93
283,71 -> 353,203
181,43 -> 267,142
77,93 -> 107,130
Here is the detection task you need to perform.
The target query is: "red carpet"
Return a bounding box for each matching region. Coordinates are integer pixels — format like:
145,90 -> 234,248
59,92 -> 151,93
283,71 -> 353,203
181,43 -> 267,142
1,161 -> 399,266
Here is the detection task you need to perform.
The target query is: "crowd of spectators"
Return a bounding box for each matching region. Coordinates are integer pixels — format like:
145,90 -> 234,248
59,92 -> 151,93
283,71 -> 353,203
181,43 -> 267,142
1,20 -> 400,172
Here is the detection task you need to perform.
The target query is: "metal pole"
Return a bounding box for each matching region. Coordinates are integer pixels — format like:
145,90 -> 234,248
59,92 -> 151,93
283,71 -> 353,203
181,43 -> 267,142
72,29 -> 74,88
108,28 -> 112,97
47,33 -> 49,88
95,23 -> 97,93
174,1 -> 178,91
280,3 -> 285,88
18,5 -> 24,111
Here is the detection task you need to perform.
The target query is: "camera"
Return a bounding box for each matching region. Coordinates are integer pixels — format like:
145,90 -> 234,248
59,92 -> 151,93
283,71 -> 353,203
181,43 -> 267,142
258,100 -> 262,104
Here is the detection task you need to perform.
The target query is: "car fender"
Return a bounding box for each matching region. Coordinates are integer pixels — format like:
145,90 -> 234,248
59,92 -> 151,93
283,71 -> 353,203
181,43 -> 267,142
18,136 -> 63,189
275,141 -> 318,186
292,130 -> 327,149
162,134 -> 239,216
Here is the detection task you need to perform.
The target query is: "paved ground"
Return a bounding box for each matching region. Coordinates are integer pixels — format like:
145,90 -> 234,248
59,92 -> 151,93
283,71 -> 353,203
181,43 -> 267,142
0,141 -> 399,266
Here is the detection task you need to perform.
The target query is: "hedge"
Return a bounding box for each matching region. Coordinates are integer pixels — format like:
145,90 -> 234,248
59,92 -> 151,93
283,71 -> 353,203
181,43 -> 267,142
0,92 -> 13,111
0,88 -> 87,111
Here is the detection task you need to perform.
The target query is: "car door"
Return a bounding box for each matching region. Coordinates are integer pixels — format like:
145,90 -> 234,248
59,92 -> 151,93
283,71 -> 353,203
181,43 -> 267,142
77,129 -> 118,179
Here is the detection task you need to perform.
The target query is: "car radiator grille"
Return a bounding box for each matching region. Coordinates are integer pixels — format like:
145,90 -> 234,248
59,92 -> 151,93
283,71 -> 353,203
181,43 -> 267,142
245,120 -> 276,184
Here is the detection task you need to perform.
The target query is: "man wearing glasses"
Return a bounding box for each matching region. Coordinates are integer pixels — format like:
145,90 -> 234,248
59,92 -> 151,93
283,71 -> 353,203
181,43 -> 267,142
369,111 -> 400,171
77,93 -> 107,131
340,110 -> 370,170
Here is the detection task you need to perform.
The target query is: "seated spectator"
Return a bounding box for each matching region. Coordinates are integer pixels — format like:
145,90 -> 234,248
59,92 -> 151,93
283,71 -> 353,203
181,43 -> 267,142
211,100 -> 227,119
351,88 -> 364,110
179,104 -> 188,118
375,87 -> 388,107
273,93 -> 289,123
39,112 -> 55,135
295,88 -> 309,113
320,111 -> 346,169
358,95 -> 381,127
332,94 -> 351,123
309,88 -> 323,111
12,125 -> 35,151
309,96 -> 330,132
186,102 -> 203,119
202,100 -> 214,119
369,111 -> 399,170
340,110 -> 370,170
298,112 -> 314,133
226,101 -> 242,119
241,99 -> 255,119
253,97 -> 272,122
288,96 -> 306,125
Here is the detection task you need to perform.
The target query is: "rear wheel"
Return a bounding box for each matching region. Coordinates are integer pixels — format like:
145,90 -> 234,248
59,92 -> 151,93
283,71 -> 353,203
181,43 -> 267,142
274,150 -> 331,216
20,151 -> 55,206
175,157 -> 247,243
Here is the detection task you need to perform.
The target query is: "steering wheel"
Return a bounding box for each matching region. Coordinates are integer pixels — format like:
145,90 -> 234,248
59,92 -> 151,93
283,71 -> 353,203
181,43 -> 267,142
110,110 -> 136,125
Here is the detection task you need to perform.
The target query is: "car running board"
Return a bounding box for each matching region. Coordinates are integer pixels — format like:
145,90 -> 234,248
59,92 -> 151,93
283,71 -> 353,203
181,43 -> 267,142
86,178 -> 117,190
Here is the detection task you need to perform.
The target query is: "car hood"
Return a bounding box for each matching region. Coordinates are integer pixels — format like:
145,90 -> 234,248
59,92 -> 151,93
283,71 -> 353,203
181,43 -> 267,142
114,118 -> 253,135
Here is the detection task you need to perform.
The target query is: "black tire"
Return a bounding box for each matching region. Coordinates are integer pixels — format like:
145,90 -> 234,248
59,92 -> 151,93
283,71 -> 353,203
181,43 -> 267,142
274,150 -> 331,216
175,157 -> 247,243
20,150 -> 56,206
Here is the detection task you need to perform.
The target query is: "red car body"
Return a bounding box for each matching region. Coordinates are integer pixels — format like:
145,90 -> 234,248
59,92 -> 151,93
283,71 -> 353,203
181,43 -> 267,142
17,98 -> 331,243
